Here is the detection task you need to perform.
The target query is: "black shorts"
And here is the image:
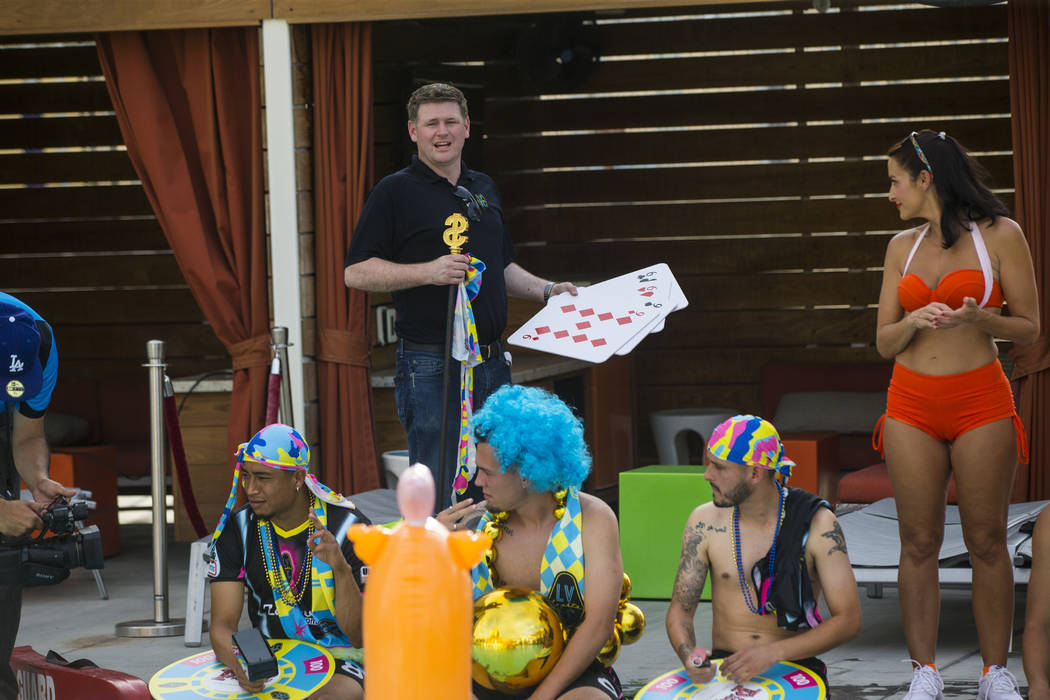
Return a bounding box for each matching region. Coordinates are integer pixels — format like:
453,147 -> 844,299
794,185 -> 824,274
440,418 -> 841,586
472,662 -> 622,699
710,649 -> 829,694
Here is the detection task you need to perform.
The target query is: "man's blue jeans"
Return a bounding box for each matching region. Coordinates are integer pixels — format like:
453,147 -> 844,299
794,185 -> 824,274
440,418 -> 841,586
394,342 -> 511,509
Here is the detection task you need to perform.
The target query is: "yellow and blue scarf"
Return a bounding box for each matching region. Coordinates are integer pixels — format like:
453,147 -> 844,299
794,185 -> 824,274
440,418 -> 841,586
472,489 -> 585,630
451,256 -> 486,496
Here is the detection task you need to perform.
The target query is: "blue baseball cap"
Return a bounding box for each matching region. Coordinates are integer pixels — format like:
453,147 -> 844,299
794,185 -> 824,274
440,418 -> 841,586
0,303 -> 42,403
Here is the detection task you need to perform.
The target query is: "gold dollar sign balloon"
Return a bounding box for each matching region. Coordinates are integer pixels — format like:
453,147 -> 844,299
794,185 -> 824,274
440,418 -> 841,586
443,213 -> 470,254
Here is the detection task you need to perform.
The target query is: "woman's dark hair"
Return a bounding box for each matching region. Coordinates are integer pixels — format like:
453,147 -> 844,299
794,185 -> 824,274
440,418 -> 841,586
888,129 -> 1009,249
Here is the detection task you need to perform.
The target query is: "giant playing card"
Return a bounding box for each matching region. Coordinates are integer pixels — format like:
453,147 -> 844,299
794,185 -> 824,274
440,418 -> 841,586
509,264 -> 687,363
614,268 -> 689,355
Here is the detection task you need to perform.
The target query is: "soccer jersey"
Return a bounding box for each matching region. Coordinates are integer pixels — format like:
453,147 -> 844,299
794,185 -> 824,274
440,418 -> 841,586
208,502 -> 370,640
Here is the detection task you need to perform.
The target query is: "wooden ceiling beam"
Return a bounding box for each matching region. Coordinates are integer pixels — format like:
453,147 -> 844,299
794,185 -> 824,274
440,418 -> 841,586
273,0 -> 785,24
0,0 -> 269,36
0,0 -> 786,36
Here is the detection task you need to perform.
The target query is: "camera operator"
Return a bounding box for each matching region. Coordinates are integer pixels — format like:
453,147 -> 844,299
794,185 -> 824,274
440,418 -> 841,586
0,292 -> 75,700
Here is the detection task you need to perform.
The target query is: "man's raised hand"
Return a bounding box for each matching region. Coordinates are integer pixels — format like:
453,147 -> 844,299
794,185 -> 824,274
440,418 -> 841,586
429,254 -> 470,285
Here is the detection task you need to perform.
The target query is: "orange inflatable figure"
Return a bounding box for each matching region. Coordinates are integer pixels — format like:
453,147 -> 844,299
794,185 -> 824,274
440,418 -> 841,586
348,464 -> 490,700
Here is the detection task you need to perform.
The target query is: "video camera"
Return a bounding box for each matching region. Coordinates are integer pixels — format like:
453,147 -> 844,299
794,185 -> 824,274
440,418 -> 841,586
0,495 -> 104,587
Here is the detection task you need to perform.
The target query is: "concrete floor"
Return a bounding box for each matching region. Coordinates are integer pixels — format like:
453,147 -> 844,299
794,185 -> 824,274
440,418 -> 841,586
15,523 -> 1030,699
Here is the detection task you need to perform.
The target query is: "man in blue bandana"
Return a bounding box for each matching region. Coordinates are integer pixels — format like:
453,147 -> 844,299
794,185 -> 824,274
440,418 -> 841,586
665,414 -> 862,690
207,424 -> 370,699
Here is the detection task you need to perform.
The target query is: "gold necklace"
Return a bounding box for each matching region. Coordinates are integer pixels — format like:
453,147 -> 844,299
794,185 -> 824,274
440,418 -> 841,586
259,495 -> 315,606
481,490 -> 567,587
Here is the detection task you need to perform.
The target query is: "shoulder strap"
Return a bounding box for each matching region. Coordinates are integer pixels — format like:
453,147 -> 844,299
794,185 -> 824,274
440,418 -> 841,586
901,225 -> 927,276
969,221 -> 994,307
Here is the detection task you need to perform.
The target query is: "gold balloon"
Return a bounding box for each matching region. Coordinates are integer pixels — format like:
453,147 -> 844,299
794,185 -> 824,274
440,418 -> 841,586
596,625 -> 622,667
620,573 -> 632,603
619,602 -> 645,645
472,587 -> 566,695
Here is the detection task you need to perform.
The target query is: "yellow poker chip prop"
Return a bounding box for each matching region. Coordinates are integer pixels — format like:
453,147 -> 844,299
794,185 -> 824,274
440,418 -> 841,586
635,660 -> 825,700
149,639 -> 335,699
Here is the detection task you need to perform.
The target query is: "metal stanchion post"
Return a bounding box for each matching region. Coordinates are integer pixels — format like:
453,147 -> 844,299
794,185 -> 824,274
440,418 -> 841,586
116,340 -> 185,637
271,326 -> 294,427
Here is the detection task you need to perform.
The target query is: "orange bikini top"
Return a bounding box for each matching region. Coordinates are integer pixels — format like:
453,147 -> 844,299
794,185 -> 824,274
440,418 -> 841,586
897,222 -> 1004,312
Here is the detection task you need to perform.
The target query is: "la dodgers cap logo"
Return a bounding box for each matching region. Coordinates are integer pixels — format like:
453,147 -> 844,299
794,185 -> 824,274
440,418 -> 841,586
0,303 -> 43,403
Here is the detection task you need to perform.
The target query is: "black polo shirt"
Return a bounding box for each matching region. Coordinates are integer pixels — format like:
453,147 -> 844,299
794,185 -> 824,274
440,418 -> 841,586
345,156 -> 516,345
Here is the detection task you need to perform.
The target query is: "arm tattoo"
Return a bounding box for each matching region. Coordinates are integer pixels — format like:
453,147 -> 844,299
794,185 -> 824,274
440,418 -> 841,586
683,623 -> 696,648
677,635 -> 696,659
822,521 -> 848,557
671,522 -> 710,610
699,519 -> 727,534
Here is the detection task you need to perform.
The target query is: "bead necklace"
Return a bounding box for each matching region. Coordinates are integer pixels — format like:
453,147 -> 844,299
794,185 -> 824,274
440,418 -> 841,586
481,490 -> 567,588
259,494 -> 315,607
731,483 -> 786,615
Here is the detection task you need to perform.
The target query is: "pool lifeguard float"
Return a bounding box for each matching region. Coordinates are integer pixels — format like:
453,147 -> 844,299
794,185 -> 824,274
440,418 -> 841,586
148,639 -> 333,699
635,660 -> 825,700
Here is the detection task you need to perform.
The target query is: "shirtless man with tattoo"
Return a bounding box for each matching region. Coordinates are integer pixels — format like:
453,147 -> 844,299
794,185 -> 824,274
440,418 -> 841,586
665,415 -> 862,690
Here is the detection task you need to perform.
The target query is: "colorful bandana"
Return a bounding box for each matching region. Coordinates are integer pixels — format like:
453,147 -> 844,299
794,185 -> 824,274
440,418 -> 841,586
208,423 -> 355,559
242,422 -> 310,469
451,256 -> 486,499
706,414 -> 794,479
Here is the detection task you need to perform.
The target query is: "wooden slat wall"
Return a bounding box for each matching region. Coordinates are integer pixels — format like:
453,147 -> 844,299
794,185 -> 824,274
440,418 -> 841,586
0,35 -> 225,382
370,0 -> 1012,464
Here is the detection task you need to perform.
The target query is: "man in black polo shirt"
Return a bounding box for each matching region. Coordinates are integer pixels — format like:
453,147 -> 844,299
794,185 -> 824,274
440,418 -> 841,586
344,82 -> 575,507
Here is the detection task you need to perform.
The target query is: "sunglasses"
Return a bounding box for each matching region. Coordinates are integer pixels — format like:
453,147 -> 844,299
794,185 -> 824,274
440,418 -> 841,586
453,186 -> 482,222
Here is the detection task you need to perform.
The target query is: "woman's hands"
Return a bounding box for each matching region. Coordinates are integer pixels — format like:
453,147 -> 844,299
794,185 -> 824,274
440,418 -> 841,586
932,297 -> 982,329
908,297 -> 986,331
907,301 -> 953,330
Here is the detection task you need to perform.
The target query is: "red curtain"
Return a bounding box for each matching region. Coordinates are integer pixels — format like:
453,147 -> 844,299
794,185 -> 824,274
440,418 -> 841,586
97,29 -> 270,480
312,23 -> 382,494
1008,0 -> 1050,501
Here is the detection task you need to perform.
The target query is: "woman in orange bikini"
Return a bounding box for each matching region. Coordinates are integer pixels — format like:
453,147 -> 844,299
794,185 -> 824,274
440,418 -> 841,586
874,130 -> 1040,700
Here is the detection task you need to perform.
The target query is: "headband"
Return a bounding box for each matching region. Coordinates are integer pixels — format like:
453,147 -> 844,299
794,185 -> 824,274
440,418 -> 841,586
908,130 -> 946,174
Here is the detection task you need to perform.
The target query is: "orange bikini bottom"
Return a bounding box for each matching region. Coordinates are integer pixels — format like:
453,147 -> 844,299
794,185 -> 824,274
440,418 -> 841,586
873,359 -> 1028,464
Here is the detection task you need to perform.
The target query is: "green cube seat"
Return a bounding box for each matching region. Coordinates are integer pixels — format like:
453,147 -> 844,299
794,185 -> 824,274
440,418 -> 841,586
619,464 -> 713,600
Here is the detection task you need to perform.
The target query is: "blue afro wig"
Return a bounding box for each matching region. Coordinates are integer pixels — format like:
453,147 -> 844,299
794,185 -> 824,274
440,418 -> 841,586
471,384 -> 591,492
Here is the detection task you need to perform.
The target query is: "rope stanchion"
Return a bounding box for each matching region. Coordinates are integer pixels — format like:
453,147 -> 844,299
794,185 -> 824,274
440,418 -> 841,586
115,339 -> 185,638
163,376 -> 208,539
270,327 -> 294,427
265,357 -> 282,426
